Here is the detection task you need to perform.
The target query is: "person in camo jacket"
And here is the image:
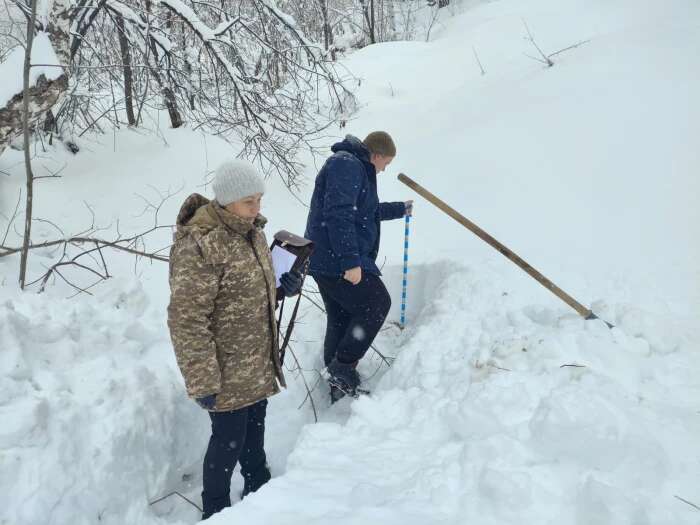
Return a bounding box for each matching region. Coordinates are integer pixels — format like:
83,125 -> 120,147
167,159 -> 302,521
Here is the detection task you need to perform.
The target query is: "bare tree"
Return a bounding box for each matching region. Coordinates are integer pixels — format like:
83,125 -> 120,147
115,13 -> 136,125
18,0 -> 38,288
1,0 -> 468,191
3,0 -> 465,176
358,0 -> 376,44
1,0 -> 355,185
316,0 -> 335,58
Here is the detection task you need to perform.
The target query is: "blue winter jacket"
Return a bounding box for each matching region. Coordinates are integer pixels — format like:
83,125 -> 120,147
304,135 -> 406,277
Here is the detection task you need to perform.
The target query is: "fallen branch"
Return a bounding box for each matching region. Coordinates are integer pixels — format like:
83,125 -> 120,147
370,343 -> 393,367
0,229 -> 171,261
148,491 -> 202,512
0,0 -> 72,156
286,342 -> 319,423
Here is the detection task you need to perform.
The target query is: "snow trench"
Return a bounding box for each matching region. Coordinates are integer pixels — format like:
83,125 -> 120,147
3,261 -> 697,525
234,262 -> 699,525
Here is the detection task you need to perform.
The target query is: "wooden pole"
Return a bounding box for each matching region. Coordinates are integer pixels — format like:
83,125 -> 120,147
397,173 -> 611,326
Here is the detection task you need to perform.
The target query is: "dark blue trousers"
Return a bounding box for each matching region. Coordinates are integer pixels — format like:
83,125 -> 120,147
201,399 -> 270,519
312,272 -> 391,367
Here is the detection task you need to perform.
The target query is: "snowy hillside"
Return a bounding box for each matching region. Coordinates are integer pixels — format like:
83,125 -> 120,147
1,0 -> 699,524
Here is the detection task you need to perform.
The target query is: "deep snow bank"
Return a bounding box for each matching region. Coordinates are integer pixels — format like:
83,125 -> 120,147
209,260 -> 700,525
0,280 -> 207,525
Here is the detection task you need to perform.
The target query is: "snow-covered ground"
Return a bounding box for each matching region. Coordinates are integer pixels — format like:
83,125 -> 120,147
1,0 -> 699,524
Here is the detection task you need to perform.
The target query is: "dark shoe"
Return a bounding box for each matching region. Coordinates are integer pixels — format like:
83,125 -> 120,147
327,359 -> 361,399
241,464 -> 271,499
330,383 -> 346,404
201,494 -> 231,520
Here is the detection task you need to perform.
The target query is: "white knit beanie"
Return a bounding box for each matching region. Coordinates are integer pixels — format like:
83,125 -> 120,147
212,159 -> 266,206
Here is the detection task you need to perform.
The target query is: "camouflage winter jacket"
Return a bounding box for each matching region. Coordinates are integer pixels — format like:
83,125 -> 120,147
167,193 -> 285,412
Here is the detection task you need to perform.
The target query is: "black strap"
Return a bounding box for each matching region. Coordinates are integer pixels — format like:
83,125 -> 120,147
278,260 -> 310,366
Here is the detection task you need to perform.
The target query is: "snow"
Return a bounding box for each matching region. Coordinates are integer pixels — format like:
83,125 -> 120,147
0,32 -> 62,108
1,0 -> 699,524
0,279 -> 207,524
105,2 -> 173,53
258,0 -> 300,31
161,0 -> 216,41
159,0 -> 252,88
259,0 -> 321,55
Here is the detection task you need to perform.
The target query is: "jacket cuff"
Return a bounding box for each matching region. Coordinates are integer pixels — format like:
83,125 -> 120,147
188,385 -> 220,399
185,364 -> 221,398
379,201 -> 406,221
338,254 -> 362,272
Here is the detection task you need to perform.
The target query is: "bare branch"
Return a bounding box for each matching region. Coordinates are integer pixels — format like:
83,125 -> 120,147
0,228 -> 172,261
674,495 -> 700,512
472,45 -> 485,76
548,39 -> 591,59
286,343 -> 318,422
1,189 -> 22,246
522,18 -> 553,67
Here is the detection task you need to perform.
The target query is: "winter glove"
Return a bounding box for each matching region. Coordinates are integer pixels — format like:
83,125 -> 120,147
279,270 -> 303,297
195,394 -> 217,410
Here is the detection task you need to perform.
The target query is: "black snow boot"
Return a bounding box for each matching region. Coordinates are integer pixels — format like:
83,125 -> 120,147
327,358 -> 361,402
241,463 -> 271,499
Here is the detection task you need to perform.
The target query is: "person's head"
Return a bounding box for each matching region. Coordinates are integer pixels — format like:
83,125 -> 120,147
363,131 -> 396,173
212,159 -> 265,223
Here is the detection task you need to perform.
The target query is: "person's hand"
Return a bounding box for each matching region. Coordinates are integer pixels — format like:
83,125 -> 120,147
404,200 -> 414,217
343,266 -> 362,285
279,270 -> 303,297
195,394 -> 217,410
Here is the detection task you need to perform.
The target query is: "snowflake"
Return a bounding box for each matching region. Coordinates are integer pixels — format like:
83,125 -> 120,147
351,326 -> 366,341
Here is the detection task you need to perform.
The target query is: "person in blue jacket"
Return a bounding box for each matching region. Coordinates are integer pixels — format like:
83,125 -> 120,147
304,131 -> 412,401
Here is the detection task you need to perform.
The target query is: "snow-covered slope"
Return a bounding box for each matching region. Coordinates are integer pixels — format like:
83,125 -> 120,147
208,262 -> 699,525
1,0 -> 698,524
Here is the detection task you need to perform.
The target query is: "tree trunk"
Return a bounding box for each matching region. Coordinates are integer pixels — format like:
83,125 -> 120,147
318,0 -> 333,53
359,0 -> 376,44
145,37 -> 183,129
0,0 -> 72,156
19,0 -> 39,289
162,87 -> 183,128
70,0 -> 106,60
115,14 -> 136,125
